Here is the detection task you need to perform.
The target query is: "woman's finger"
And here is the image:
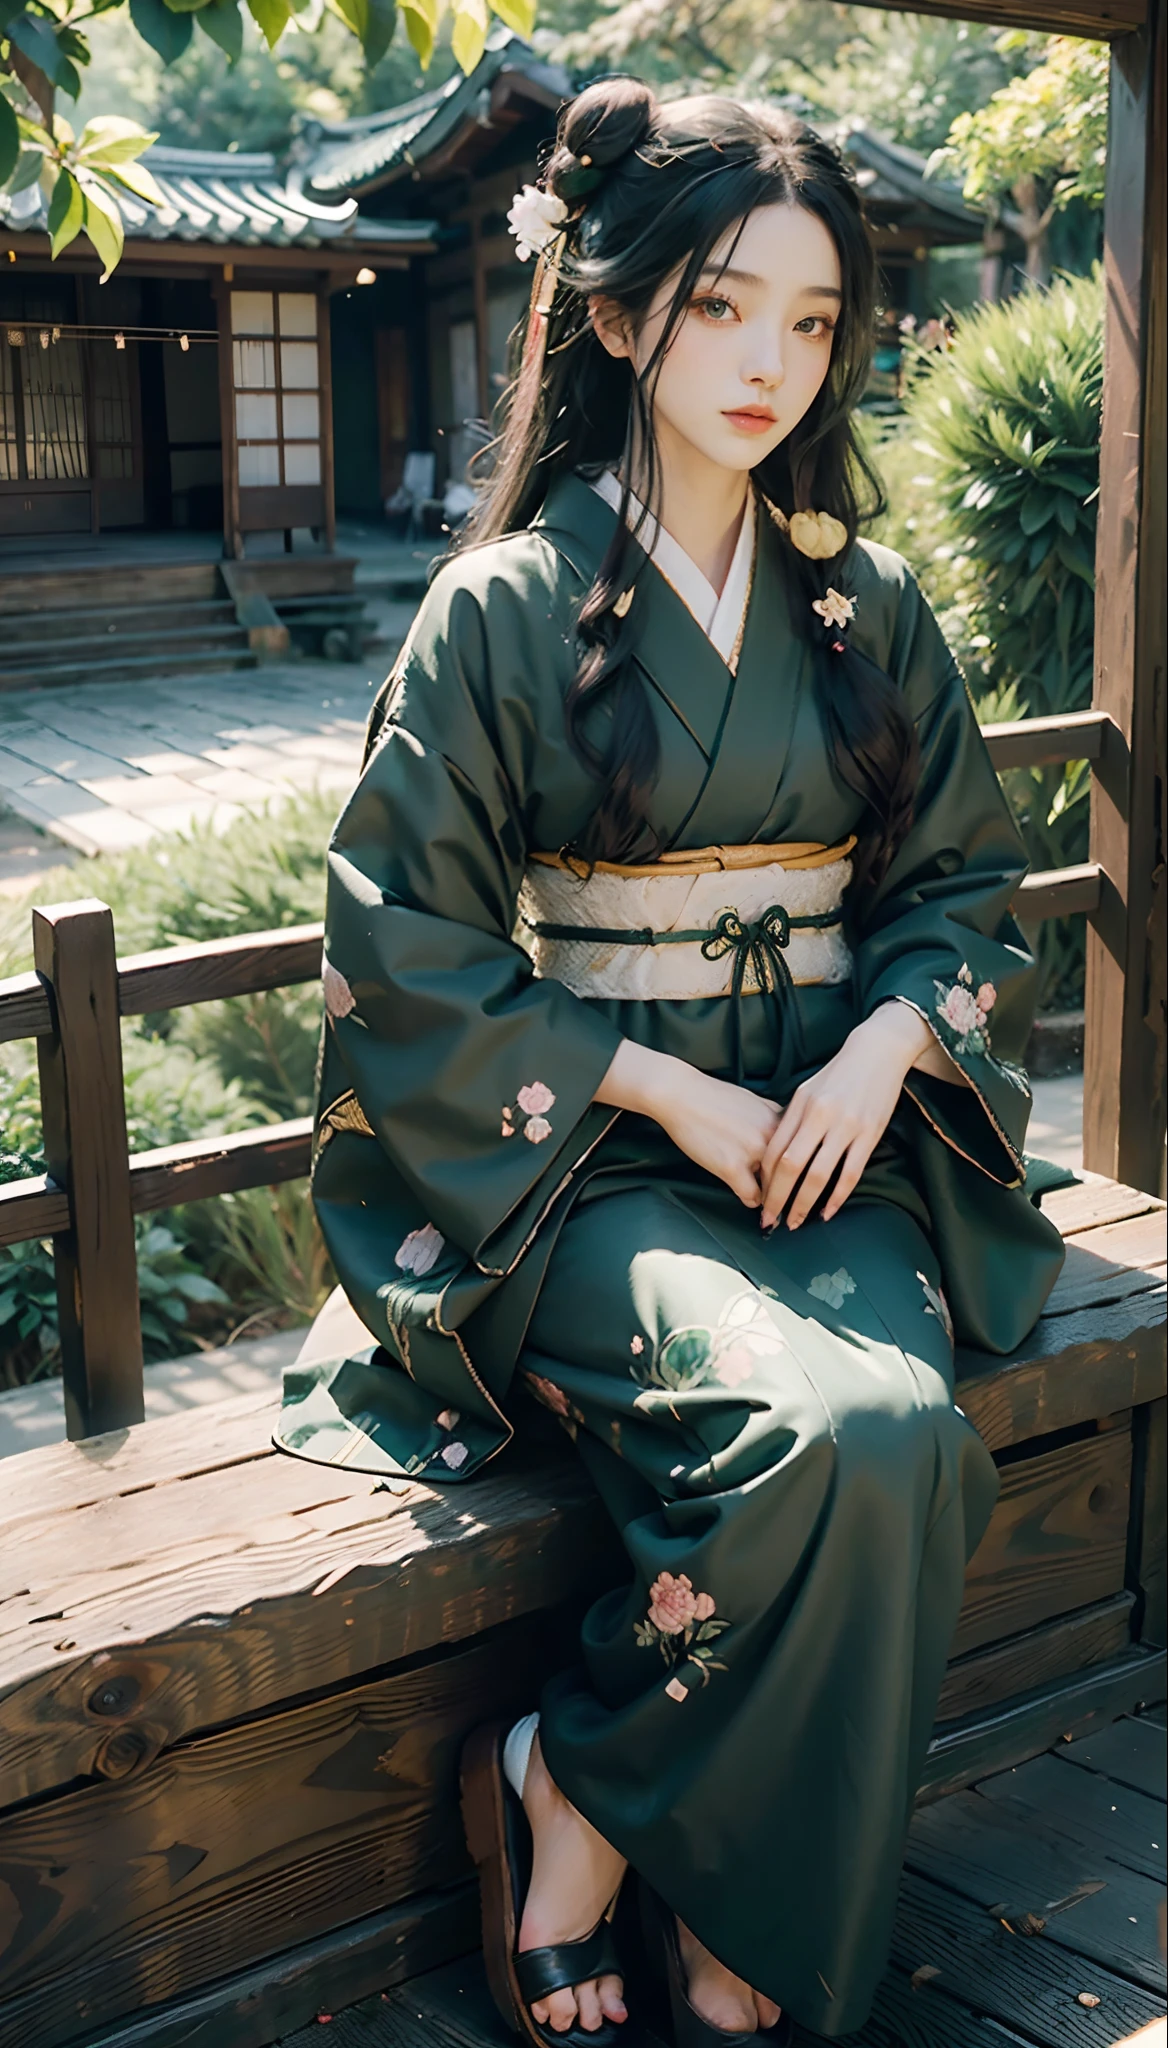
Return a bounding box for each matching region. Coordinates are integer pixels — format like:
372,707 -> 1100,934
760,1122 -> 825,1229
765,1085 -> 810,1165
785,1129 -> 849,1231
821,1133 -> 877,1222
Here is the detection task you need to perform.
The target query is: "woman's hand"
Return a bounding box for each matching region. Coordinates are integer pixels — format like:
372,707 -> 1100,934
596,1040 -> 781,1208
759,1003 -> 935,1231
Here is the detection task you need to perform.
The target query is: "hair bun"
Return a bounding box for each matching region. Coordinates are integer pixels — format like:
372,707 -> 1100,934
549,76 -> 656,203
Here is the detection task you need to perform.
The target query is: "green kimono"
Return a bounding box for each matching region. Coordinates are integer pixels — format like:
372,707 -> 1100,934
277,474 -> 1064,2035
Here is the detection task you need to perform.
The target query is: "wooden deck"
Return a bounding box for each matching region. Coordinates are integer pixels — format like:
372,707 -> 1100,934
273,1703 -> 1168,2048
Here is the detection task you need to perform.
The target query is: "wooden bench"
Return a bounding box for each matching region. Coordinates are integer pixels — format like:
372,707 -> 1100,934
0,1174 -> 1163,2048
0,700 -> 1162,2047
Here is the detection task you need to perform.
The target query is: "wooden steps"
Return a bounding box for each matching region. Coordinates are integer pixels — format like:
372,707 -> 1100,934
0,1176 -> 1162,2048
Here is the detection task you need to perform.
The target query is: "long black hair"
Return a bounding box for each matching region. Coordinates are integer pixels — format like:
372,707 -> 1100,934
459,77 -> 919,891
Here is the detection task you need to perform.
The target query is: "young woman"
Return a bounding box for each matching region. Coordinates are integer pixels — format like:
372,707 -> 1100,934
277,78 -> 1065,2046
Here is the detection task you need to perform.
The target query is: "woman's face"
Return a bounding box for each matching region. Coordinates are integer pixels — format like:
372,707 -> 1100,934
594,202 -> 842,477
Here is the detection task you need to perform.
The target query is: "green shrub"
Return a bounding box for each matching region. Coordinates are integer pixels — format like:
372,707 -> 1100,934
873,271 -> 1102,1008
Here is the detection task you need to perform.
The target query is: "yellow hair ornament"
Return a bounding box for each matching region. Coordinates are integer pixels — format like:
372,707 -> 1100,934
788,510 -> 849,560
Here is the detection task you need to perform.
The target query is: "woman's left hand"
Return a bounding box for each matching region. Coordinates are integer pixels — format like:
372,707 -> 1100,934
759,1002 -> 934,1231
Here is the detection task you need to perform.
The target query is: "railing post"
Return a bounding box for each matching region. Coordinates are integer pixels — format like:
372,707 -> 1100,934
33,900 -> 144,1439
1085,0 -> 1167,1194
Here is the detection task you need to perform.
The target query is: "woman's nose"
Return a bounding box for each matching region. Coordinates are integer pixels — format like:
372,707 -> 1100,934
745,337 -> 785,389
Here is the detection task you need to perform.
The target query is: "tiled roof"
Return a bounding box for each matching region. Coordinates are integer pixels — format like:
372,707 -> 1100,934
840,126 -> 983,235
302,27 -> 570,198
0,145 -> 437,250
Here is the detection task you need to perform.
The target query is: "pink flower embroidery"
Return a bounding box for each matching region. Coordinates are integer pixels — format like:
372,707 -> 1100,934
934,965 -> 997,1056
322,958 -> 356,1020
648,1572 -> 707,1635
665,1677 -> 689,1703
714,1346 -> 755,1388
524,1372 -> 570,1417
440,1441 -> 468,1470
939,984 -> 982,1037
517,1081 -> 556,1117
976,982 -> 997,1012
631,1335 -> 645,1356
437,1408 -> 460,1430
394,1222 -> 444,1277
501,1115 -> 515,1137
523,1115 -> 553,1145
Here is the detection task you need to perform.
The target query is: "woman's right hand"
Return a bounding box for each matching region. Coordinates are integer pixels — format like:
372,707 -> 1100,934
595,1040 -> 781,1208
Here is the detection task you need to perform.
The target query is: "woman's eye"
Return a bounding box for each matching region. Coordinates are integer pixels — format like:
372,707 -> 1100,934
794,315 -> 834,337
696,297 -> 736,323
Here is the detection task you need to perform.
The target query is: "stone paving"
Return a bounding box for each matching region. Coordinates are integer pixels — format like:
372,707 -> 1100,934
0,658 -> 381,863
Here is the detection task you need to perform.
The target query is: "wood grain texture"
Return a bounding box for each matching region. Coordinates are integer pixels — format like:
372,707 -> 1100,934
0,1444 -> 622,1807
1057,1717 -> 1168,1801
0,1174 -> 69,1250
127,1119 -> 312,1212
975,1749 -> 1166,1881
937,1596 -> 1136,1722
953,1428 -> 1132,1657
116,924 -> 323,1018
838,0 -> 1145,37
888,1867 -> 1165,2046
1017,864 -> 1103,922
1040,1180 -> 1166,1238
1137,1398 -> 1167,1647
905,1789 -> 1166,1991
919,1647 -> 1168,1803
981,710 -> 1111,772
0,969 -> 50,1045
33,902 -> 144,1439
73,1886 -> 478,2048
0,1630 -> 540,2048
955,1306 -> 1165,1452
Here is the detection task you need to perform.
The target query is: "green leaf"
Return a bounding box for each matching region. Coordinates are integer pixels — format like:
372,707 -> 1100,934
105,157 -> 166,206
80,181 -> 124,280
331,0 -> 367,35
8,11 -> 76,89
1019,491 -> 1055,536
360,0 -> 395,65
0,91 -> 18,187
245,0 -> 291,45
8,144 -> 47,193
400,0 -> 434,63
48,166 -> 84,257
162,0 -> 217,15
77,116 -> 159,164
128,0 -> 194,61
451,0 -> 488,72
195,0 -> 244,60
490,0 -> 535,33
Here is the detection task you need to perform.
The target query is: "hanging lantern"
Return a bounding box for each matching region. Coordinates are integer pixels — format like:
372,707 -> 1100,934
115,331 -> 125,350
39,330 -> 50,350
6,328 -> 23,347
179,333 -> 189,352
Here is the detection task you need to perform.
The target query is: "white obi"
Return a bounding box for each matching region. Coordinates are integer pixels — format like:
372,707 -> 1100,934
517,850 -> 853,1002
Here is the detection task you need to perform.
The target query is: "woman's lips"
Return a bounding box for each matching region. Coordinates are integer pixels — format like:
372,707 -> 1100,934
722,408 -> 778,435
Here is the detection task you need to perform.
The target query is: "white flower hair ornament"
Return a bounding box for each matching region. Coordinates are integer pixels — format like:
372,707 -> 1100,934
506,184 -> 568,262
812,587 -> 858,651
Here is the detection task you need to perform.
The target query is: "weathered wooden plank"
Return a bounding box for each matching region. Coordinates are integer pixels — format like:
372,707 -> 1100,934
981,710 -> 1111,773
906,1789 -> 1166,1991
953,1428 -> 1132,1657
937,1596 -> 1136,1723
888,1867 -> 1166,2046
1051,1214 -> 1167,1316
33,902 -> 144,1438
128,1119 -> 312,1213
1137,1398 -> 1167,1647
1084,3 -> 1168,1194
975,1750 -> 1166,1881
76,1885 -> 479,2048
859,0 -> 1145,38
0,1450 -> 621,1808
0,969 -> 51,1046
0,1174 -> 69,1250
0,1388 -> 280,1528
1056,1718 -> 1168,1802
116,924 -> 323,1017
0,1629 -> 541,2048
1018,863 -> 1103,923
919,1648 -> 1168,1804
1041,1180 -> 1166,1239
956,1304 -> 1165,1452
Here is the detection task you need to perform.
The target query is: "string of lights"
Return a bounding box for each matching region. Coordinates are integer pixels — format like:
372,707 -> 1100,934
2,324 -> 217,351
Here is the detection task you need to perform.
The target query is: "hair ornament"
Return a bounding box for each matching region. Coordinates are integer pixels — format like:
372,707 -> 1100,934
789,510 -> 849,560
812,588 -> 857,634
507,184 -> 568,262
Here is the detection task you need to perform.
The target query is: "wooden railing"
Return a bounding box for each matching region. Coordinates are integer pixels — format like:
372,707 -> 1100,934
0,707 -> 1123,1442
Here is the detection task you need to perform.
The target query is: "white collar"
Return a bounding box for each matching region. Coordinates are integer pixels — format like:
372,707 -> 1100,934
588,469 -> 755,671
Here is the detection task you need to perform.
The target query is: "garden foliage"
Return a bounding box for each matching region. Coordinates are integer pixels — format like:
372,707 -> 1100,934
872,270 -> 1102,1009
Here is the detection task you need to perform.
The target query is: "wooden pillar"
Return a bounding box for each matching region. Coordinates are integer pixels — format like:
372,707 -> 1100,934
214,269 -> 244,561
34,900 -> 144,1441
1084,0 -> 1167,1194
318,280 -> 337,554
471,210 -> 490,420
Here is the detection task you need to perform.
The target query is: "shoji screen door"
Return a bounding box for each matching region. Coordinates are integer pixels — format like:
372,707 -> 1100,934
228,288 -> 332,543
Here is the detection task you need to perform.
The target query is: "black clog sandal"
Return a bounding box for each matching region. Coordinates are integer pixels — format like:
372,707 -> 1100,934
640,1882 -> 793,2047
460,1714 -> 626,2048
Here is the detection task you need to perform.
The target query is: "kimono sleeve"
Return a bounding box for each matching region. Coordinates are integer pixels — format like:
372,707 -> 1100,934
851,565 -> 1035,1187
320,563 -> 624,1274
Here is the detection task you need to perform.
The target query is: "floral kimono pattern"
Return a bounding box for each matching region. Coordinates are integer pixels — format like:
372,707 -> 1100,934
275,473 -> 1063,2035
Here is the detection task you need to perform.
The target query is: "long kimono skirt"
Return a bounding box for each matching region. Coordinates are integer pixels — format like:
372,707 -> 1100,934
509,1126 -> 1000,2038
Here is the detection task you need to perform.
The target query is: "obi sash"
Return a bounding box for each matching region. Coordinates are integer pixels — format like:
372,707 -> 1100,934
517,838 -> 856,1086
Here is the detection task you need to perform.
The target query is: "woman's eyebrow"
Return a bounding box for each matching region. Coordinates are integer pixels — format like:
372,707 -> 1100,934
697,266 -> 843,301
